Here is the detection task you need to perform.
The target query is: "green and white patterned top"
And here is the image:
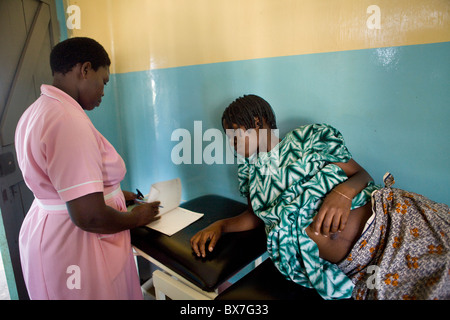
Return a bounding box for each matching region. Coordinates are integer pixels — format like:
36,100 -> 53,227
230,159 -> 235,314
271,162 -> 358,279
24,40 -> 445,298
238,123 -> 380,299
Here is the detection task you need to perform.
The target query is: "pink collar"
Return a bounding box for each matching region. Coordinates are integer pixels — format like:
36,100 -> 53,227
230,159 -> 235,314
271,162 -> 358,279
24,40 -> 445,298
40,84 -> 85,114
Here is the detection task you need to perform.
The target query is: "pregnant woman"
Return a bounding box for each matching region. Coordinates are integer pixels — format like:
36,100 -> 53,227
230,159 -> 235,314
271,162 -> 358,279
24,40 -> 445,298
191,94 -> 449,300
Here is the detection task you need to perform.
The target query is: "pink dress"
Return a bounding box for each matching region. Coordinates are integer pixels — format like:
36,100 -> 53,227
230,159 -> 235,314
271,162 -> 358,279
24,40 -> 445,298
14,85 -> 143,300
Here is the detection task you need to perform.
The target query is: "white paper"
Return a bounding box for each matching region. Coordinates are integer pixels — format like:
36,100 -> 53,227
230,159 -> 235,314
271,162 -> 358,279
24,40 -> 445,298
146,177 -> 181,215
145,178 -> 203,236
146,207 -> 204,236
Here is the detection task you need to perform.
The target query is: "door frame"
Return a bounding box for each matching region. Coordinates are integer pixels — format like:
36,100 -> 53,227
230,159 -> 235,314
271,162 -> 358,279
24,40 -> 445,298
0,0 -> 60,300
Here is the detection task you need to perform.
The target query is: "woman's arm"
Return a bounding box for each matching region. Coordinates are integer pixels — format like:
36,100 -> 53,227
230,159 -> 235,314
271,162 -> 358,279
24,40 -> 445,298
66,192 -> 160,234
333,159 -> 373,197
190,196 -> 262,257
312,159 -> 373,236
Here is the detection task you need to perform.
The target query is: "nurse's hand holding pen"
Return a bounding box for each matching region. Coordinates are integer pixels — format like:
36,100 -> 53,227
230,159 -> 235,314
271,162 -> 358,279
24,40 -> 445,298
131,201 -> 161,226
123,190 -> 161,226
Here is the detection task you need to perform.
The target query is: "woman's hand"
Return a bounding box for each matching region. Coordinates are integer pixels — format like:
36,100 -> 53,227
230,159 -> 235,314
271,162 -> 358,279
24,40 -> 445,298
131,201 -> 161,226
123,190 -> 139,201
123,190 -> 143,206
312,189 -> 352,237
190,221 -> 224,258
190,200 -> 262,258
311,159 -> 372,237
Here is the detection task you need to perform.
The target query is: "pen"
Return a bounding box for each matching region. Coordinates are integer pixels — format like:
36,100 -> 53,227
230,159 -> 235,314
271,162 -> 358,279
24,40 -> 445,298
134,198 -> 163,208
135,189 -> 163,207
136,188 -> 144,199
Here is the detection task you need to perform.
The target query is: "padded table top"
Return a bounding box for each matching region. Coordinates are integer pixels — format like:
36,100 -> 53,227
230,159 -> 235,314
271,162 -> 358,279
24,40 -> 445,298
130,194 -> 267,292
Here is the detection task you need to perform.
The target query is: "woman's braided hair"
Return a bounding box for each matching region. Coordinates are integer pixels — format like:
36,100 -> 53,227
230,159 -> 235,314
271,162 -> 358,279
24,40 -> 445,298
222,94 -> 277,131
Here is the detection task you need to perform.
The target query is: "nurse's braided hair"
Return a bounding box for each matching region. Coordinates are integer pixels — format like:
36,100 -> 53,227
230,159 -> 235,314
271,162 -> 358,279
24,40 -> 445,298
222,95 -> 277,130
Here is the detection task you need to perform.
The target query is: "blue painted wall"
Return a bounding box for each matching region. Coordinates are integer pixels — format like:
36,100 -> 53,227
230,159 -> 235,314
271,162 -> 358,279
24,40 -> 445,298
89,42 -> 450,205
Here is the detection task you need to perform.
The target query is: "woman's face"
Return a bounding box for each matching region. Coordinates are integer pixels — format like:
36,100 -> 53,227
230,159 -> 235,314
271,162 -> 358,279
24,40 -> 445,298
224,122 -> 259,158
78,64 -> 109,110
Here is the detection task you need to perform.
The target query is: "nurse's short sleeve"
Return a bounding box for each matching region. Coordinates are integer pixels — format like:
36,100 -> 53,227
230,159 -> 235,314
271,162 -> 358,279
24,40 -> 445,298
43,113 -> 104,202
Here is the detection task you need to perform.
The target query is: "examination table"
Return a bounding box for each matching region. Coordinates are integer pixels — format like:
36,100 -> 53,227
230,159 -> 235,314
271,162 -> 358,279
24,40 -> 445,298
131,194 -> 321,300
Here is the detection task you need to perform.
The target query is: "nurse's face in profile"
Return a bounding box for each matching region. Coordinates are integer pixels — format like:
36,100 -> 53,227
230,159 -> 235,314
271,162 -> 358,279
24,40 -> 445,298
78,63 -> 110,111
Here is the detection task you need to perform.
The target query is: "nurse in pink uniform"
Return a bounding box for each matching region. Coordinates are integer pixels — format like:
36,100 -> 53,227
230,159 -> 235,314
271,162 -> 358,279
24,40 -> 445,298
14,37 -> 160,299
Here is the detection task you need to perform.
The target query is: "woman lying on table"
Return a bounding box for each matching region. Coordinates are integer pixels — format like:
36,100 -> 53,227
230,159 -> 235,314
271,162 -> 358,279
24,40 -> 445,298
190,94 -> 449,300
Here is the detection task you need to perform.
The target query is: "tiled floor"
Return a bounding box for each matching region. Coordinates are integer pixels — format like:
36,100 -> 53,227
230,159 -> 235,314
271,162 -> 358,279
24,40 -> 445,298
0,253 -> 11,300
